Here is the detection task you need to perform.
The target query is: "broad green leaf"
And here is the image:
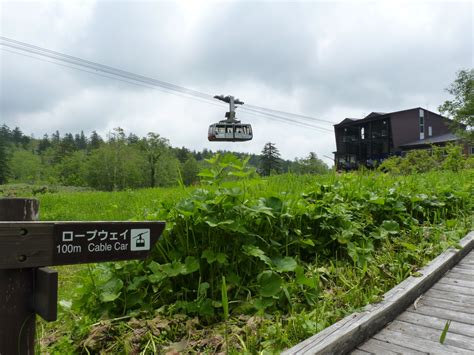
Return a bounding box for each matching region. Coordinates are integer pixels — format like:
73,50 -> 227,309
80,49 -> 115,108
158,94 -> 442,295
202,249 -> 216,264
369,196 -> 385,205
184,256 -> 200,274
99,278 -> 123,302
265,196 -> 283,213
100,291 -> 121,302
273,257 -> 297,272
381,220 -> 400,234
401,242 -> 418,251
242,245 -> 272,266
295,265 -> 318,289
254,297 -> 274,311
127,276 -> 147,291
300,238 -> 315,246
148,261 -> 161,275
161,261 -> 186,277
215,253 -> 228,265
257,270 -> 282,297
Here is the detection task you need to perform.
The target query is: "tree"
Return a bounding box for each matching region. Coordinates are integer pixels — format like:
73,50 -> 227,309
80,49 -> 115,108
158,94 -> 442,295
140,132 -> 170,188
260,142 -> 281,176
74,131 -> 88,150
86,144 -> 147,190
89,131 -> 103,150
0,138 -> 9,184
295,152 -> 329,174
181,156 -> 199,185
57,151 -> 88,186
9,149 -> 43,183
154,152 -> 181,187
439,69 -> 474,143
38,134 -> 51,153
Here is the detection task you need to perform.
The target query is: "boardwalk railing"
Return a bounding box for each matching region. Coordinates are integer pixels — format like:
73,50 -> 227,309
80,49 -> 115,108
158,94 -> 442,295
282,231 -> 474,355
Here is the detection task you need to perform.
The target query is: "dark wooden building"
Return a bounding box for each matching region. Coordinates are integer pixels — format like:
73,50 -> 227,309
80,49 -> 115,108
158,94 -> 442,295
333,107 -> 459,170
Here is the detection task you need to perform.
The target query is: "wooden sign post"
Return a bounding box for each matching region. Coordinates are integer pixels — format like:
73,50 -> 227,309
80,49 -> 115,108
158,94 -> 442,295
0,198 -> 165,354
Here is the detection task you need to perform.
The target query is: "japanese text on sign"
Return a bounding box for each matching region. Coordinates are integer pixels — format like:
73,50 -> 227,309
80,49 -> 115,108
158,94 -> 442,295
57,228 -> 151,255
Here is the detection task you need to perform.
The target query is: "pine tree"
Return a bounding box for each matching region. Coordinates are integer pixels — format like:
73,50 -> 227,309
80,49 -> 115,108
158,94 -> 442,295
38,134 -> 51,153
74,131 -> 88,150
260,142 -> 281,176
89,131 -> 103,150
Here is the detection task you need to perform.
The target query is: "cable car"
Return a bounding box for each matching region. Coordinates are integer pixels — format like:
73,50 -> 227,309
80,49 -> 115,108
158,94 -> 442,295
208,123 -> 253,142
208,94 -> 253,142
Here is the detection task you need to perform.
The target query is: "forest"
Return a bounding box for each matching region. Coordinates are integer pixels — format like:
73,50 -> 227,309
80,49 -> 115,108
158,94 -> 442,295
0,125 -> 329,190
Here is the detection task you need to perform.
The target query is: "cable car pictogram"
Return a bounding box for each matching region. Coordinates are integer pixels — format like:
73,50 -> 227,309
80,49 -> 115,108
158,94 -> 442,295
133,231 -> 148,248
208,95 -> 253,142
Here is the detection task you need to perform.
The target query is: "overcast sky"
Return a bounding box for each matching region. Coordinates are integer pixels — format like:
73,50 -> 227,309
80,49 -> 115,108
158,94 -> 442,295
1,0 -> 472,165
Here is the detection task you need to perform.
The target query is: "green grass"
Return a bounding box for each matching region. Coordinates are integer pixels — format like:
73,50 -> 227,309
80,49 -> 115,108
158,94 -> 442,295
29,168 -> 474,353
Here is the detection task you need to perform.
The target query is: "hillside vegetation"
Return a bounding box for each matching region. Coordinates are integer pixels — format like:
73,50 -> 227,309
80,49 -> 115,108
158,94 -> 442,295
31,155 -> 473,353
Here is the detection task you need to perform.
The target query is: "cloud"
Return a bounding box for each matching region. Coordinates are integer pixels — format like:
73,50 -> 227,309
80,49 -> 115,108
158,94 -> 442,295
0,0 -> 472,166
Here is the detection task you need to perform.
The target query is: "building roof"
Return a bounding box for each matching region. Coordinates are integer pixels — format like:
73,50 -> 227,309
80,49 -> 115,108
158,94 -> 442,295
337,118 -> 358,124
364,112 -> 387,119
399,133 -> 460,147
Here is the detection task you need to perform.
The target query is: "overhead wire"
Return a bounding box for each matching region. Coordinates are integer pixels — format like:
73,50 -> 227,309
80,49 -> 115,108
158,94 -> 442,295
245,104 -> 335,125
0,47 -> 228,110
0,36 -> 335,132
240,107 -> 333,132
4,45 -> 335,132
3,46 -> 332,132
0,36 -> 215,102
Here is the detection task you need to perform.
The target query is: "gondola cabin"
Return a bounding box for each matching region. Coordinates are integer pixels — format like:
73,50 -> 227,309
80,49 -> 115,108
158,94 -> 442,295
208,123 -> 253,142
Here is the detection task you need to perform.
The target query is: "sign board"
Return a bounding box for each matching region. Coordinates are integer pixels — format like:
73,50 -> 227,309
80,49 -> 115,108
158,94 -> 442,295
0,221 -> 165,269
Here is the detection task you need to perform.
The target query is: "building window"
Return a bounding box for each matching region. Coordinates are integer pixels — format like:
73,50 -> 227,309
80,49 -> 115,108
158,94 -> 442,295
428,126 -> 432,137
419,110 -> 425,140
470,146 -> 474,155
361,127 -> 365,140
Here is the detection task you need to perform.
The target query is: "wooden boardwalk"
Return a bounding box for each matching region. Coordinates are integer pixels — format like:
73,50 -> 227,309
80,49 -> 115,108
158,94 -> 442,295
353,249 -> 474,354
283,232 -> 474,354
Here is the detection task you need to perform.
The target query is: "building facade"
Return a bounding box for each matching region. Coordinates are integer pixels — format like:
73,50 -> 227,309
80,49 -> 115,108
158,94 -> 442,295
333,108 -> 458,170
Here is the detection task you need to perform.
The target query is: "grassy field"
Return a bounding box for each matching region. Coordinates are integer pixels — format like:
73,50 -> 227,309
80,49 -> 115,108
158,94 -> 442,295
3,168 -> 473,353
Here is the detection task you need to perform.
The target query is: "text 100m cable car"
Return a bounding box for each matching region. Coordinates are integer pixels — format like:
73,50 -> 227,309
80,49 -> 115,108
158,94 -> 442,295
208,95 -> 253,142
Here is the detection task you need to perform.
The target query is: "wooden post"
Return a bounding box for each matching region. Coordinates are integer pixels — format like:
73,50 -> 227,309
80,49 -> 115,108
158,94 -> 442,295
0,198 -> 39,355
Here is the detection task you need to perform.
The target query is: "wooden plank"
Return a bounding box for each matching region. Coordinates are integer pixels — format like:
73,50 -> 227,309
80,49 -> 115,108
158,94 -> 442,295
281,231 -> 474,355
409,304 -> 474,325
461,255 -> 474,263
452,263 -> 474,271
0,199 -> 39,355
419,295 -> 474,313
459,255 -> 474,266
423,288 -> 474,306
457,259 -> 474,266
437,277 -> 474,289
34,267 -> 58,322
373,328 -> 472,354
350,349 -> 371,355
449,267 -> 474,276
432,283 -> 474,296
385,320 -> 474,351
357,337 -> 427,354
399,311 -> 474,337
447,271 -> 474,281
